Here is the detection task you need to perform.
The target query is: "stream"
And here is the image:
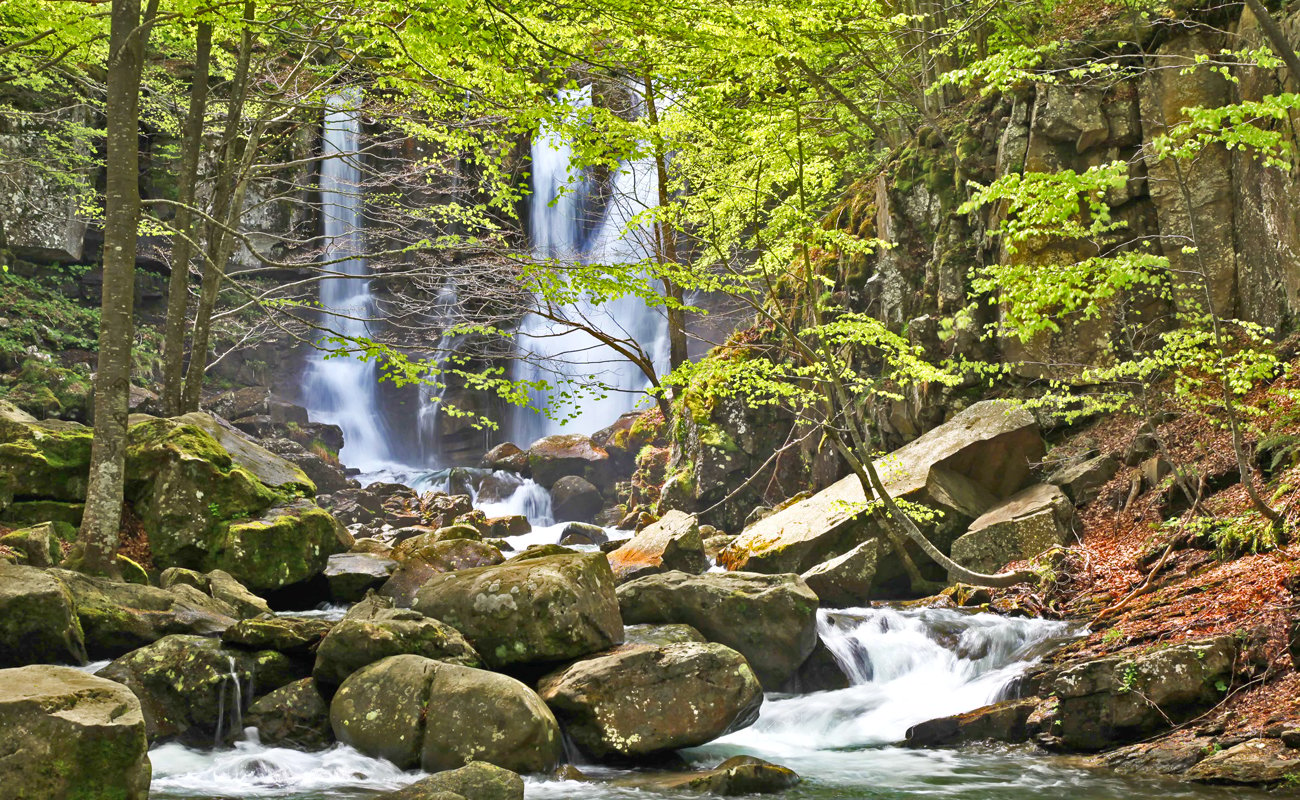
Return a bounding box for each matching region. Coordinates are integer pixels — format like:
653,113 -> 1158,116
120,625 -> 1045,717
145,605 -> 1268,800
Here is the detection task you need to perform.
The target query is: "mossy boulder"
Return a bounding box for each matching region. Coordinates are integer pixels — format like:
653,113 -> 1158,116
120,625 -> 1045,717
411,553 -> 623,669
1,359 -> 93,422
331,654 -> 562,774
0,499 -> 85,528
386,761 -> 523,800
222,614 -> 335,658
0,521 -> 73,567
381,539 -> 505,607
538,642 -> 763,759
616,756 -> 800,795
0,563 -> 87,667
0,400 -> 93,511
616,571 -> 819,690
325,552 -> 398,603
98,634 -> 300,745
0,665 -> 150,800
245,678 -> 333,751
313,594 -> 480,689
208,499 -> 351,593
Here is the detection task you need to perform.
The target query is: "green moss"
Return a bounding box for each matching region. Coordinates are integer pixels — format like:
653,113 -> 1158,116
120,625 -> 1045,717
696,422 -> 739,453
0,500 -> 84,527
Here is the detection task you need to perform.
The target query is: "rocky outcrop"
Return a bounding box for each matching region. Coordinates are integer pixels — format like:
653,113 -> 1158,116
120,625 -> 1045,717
0,563 -> 87,667
0,665 -> 150,800
412,553 -> 623,668
385,761 -> 523,800
313,594 -> 480,689
538,642 -> 762,759
606,510 -> 709,583
616,571 -> 819,689
527,434 -> 611,490
246,678 -> 333,751
331,654 -> 562,773
948,484 -> 1075,577
1185,738 -> 1300,785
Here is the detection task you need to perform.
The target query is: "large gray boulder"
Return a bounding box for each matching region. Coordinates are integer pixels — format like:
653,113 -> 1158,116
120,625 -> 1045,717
325,552 -> 397,603
550,475 -> 603,522
606,510 -> 709,583
0,665 -> 150,800
331,655 -> 562,774
527,434 -> 611,490
719,401 -> 1040,576
381,539 -> 505,607
98,634 -> 300,744
800,539 -> 889,608
949,484 -> 1074,577
246,678 -> 333,751
0,563 -> 87,667
412,553 -> 623,668
384,761 -> 523,800
616,571 -> 818,690
538,642 -> 763,759
313,594 -> 480,689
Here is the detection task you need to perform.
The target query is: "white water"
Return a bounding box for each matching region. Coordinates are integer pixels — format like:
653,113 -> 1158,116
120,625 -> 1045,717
510,86 -> 671,445
300,93 -> 394,472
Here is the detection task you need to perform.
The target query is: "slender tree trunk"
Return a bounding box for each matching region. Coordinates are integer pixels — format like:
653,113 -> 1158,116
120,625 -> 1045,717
69,0 -> 155,575
1242,0 -> 1300,89
161,21 -> 212,415
642,74 -> 688,371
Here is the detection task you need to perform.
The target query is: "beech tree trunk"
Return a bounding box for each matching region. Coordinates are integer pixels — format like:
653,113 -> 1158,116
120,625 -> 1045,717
642,74 -> 688,372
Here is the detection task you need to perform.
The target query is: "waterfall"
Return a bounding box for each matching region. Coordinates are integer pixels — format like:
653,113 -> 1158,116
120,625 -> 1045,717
213,656 -> 245,747
510,85 -> 671,446
300,93 -> 392,472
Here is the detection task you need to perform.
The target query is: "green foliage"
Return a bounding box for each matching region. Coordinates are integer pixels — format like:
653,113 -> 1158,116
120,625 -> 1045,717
0,270 -> 100,363
1172,513 -> 1278,560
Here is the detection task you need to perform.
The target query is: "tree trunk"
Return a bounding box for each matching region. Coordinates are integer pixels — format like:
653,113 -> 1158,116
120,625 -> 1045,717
642,74 -> 688,372
161,21 -> 212,415
69,0 -> 155,575
1242,0 -> 1300,90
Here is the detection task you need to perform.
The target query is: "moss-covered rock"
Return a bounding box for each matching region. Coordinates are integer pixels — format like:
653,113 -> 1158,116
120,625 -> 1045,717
245,677 -> 333,751
0,400 -> 93,511
0,563 -> 87,667
0,665 -> 150,800
0,521 -> 71,567
381,539 -> 505,607
221,614 -> 335,658
386,761 -> 523,800
207,499 -> 350,593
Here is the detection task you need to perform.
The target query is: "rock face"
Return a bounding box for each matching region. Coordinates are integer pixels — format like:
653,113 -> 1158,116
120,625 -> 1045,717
245,678 -> 333,751
1185,738 -> 1300,785
616,571 -> 819,690
0,563 -> 87,667
550,475 -> 603,522
527,434 -> 611,490
948,484 -> 1075,577
1049,636 -> 1238,750
313,594 -> 480,689
98,634 -> 298,744
538,642 -> 763,759
1048,454 -> 1118,505
720,401 -> 1038,585
606,510 -> 709,583
412,553 -> 623,668
385,761 -> 524,800
0,665 -> 150,800
331,655 -> 563,774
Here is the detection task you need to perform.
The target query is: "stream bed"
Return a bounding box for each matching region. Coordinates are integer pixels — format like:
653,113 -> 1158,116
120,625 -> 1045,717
145,606 -> 1271,800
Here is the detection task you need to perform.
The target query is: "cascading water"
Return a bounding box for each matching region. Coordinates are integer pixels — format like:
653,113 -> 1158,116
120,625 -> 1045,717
510,85 -> 671,446
299,93 -> 392,472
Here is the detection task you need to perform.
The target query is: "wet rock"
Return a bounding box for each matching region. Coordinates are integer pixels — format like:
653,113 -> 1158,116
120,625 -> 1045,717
313,593 -> 480,689
1100,737 -> 1215,775
550,475 -> 603,522
1185,738 -> 1300,784
1049,636 -> 1238,751
1047,454 -> 1118,506
325,552 -> 398,603
616,756 -> 800,795
482,442 -> 530,474
527,434 -> 611,490
800,539 -> 887,608
385,761 -> 523,800
412,553 -> 623,668
623,623 -> 707,647
617,571 -> 818,690
0,563 -> 87,666
381,539 -> 505,607
559,522 -> 608,546
221,614 -> 334,658
98,634 -> 299,744
539,642 -> 763,759
331,654 -> 562,773
0,665 -> 149,800
778,639 -> 850,693
607,510 -> 708,583
905,697 -> 1040,746
949,484 -> 1074,577
246,677 -> 333,751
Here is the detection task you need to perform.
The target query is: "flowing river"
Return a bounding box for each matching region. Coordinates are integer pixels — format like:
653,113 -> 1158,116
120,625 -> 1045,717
145,605 -> 1267,800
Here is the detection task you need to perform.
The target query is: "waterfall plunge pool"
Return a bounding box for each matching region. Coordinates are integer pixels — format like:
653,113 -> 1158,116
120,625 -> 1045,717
146,606 -> 1269,800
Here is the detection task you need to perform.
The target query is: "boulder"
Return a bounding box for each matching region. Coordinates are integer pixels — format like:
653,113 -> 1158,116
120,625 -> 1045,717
506,544 -> 576,561
0,563 -> 87,666
412,553 -> 623,668
208,499 -> 351,593
617,756 -> 800,795
623,623 -> 707,647
0,401 -> 93,509
559,522 -> 608,546
0,665 -> 150,800
719,401 -> 1039,576
1185,738 -> 1300,785
331,654 -> 562,773
51,568 -> 238,659
98,634 -> 300,744
538,642 -> 763,759
607,510 -> 709,583
778,639 -> 850,693
381,539 -> 505,607
245,678 -> 333,751
205,569 -> 274,618
550,475 -> 603,522
0,521 -> 69,567
221,614 -> 335,658
313,594 -> 480,689
616,571 -> 819,689
949,484 -> 1074,578
800,539 -> 889,608
527,434 -> 611,490
384,761 -> 523,800
482,442 -> 529,474
325,552 -> 398,603
1047,454 -> 1119,505
1049,636 -> 1238,750
904,698 -> 1040,747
